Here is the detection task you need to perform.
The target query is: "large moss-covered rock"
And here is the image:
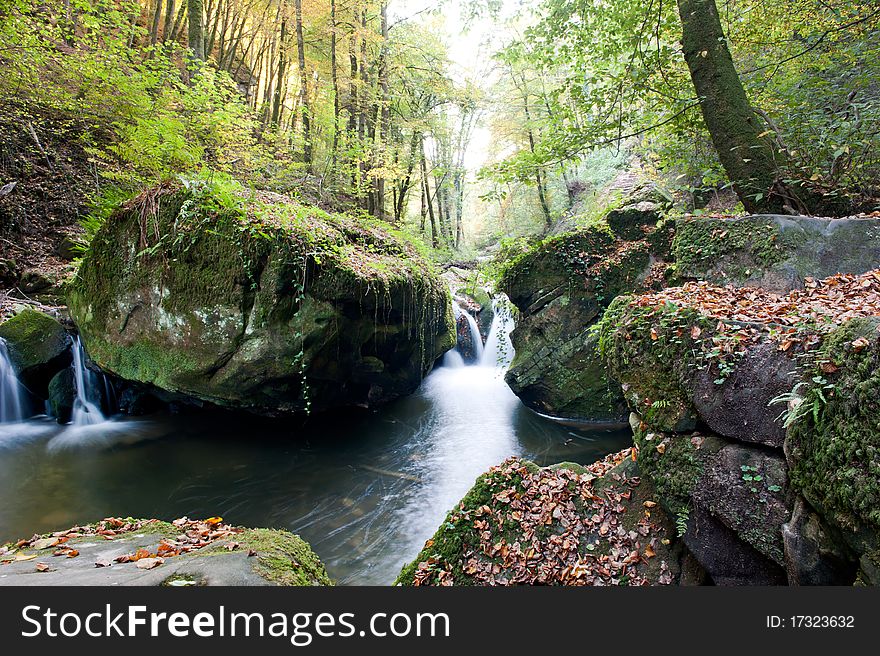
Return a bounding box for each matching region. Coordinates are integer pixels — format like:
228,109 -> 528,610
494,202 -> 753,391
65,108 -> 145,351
396,451 -> 686,586
0,307 -> 71,395
68,179 -> 455,416
598,296 -> 798,445
498,227 -> 655,422
674,215 -> 880,293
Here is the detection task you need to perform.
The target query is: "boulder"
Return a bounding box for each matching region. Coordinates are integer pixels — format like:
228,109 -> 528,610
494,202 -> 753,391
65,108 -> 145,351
606,201 -> 662,241
0,518 -> 331,587
47,367 -> 75,423
600,296 -> 797,442
784,317 -> 880,582
67,180 -> 455,416
0,307 -> 71,396
674,215 -> 880,293
19,269 -> 55,294
396,452 -> 686,586
499,226 -> 654,422
782,498 -> 857,585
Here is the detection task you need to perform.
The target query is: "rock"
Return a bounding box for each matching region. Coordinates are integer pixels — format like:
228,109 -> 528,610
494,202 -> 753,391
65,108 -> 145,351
396,452 -> 686,586
691,341 -> 795,447
0,307 -> 71,396
117,385 -> 162,416
67,180 -> 455,416
19,268 -> 54,294
606,201 -> 661,241
47,367 -> 76,423
683,505 -> 787,585
784,317 -> 880,577
0,258 -> 18,286
55,235 -> 84,261
674,214 -> 880,293
0,520 -> 331,587
782,498 -> 857,585
601,296 -> 798,441
691,443 -> 791,566
499,226 -> 654,422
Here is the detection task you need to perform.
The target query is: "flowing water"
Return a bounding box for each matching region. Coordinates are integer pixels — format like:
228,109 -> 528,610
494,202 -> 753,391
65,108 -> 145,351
0,304 -> 631,584
0,339 -> 24,423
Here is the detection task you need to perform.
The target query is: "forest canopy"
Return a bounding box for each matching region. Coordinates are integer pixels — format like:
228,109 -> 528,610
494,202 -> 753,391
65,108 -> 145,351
0,0 -> 878,254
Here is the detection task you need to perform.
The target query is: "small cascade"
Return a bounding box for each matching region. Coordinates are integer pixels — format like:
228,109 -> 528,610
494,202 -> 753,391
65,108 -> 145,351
0,338 -> 24,423
450,301 -> 484,364
443,295 -> 516,371
70,336 -> 108,426
480,298 -> 515,369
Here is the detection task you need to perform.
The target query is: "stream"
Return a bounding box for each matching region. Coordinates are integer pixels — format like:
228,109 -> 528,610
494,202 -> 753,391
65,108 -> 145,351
0,306 -> 630,585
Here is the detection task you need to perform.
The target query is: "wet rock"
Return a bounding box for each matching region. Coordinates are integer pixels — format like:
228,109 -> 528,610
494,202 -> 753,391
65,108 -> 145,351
499,226 -> 652,422
0,258 -> 18,286
47,367 -> 75,423
0,307 -> 71,396
117,385 -> 162,416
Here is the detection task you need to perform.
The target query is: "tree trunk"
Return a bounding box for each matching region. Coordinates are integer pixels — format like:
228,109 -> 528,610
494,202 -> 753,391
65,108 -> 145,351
271,11 -> 287,129
329,0 -> 340,174
294,0 -> 311,166
420,146 -> 438,247
162,0 -> 176,43
150,0 -> 164,46
676,0 -> 794,213
187,0 -> 205,60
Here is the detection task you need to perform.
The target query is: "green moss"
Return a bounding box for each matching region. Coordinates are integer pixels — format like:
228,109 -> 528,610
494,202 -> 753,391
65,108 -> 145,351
0,307 -> 70,371
631,422 -> 707,517
673,216 -> 785,281
228,528 -> 332,586
395,462 -> 540,586
597,297 -> 710,430
788,318 -> 880,530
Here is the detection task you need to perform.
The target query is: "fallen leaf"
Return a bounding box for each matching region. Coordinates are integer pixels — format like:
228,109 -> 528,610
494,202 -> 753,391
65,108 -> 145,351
135,557 -> 165,570
32,538 -> 60,550
35,563 -> 50,572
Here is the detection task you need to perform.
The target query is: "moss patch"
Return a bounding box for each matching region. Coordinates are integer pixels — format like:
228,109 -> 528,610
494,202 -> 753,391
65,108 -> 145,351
0,307 -> 70,372
787,318 -> 880,531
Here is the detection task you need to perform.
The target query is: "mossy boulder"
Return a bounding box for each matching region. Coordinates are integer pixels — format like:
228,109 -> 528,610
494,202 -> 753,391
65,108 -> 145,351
498,226 -> 656,422
598,295 -> 798,445
0,307 -> 71,396
396,452 -> 685,586
0,518 -> 331,586
674,215 -> 880,293
785,318 -> 880,582
68,179 -> 455,416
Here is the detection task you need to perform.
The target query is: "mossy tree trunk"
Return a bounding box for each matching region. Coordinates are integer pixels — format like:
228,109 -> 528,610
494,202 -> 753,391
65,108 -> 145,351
187,0 -> 205,61
676,0 -> 795,214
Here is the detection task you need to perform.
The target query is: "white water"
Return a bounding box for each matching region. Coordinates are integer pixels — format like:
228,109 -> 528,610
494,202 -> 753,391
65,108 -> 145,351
0,338 -> 24,424
452,301 -> 484,362
480,298 -> 515,368
70,336 -> 107,426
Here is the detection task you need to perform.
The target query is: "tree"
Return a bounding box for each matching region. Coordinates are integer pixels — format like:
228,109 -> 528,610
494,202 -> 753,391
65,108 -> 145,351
188,0 -> 205,60
676,0 -> 791,213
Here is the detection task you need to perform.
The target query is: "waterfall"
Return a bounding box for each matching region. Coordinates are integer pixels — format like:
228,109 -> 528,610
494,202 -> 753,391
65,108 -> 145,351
0,338 -> 24,423
451,300 -> 484,363
443,295 -> 516,371
480,298 -> 515,369
70,336 -> 107,426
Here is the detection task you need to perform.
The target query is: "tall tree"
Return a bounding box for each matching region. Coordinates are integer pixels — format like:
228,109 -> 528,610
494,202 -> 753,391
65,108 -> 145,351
676,0 -> 792,213
294,0 -> 311,165
188,0 -> 205,60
